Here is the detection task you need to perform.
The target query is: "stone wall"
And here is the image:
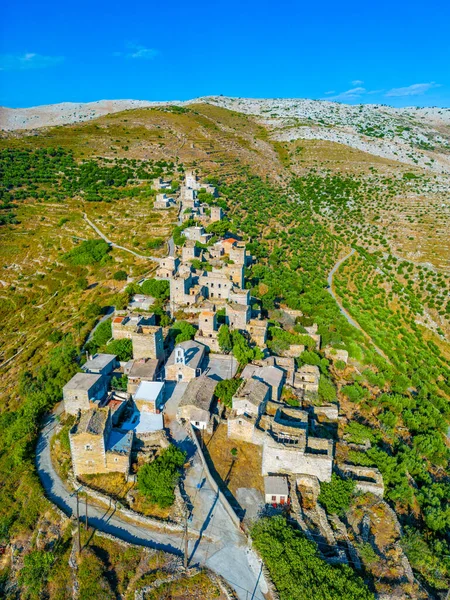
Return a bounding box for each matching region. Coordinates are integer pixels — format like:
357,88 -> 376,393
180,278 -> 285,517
261,439 -> 332,482
105,451 -> 130,474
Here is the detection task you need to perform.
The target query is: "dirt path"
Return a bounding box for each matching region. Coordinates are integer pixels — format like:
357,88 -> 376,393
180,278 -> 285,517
327,248 -> 393,364
83,214 -> 162,263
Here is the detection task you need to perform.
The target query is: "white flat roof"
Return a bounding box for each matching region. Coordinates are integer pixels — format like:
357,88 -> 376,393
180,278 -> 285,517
134,381 -> 164,402
121,410 -> 164,433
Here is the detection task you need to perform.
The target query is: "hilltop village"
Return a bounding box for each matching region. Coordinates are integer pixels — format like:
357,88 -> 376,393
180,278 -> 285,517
61,169 -> 384,524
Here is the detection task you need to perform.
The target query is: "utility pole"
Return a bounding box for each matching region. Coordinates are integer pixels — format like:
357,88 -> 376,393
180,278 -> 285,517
76,490 -> 81,554
183,509 -> 189,570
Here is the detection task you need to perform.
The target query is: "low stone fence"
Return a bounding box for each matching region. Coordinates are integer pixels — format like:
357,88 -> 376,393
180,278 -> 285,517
187,423 -> 242,529
68,474 -> 185,534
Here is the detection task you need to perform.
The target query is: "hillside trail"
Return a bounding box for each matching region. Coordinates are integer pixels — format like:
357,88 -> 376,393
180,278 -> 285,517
83,213 -> 162,263
327,248 -> 393,365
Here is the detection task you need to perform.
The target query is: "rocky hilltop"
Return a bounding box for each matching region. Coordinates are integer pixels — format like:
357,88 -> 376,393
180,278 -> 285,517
2,95 -> 450,173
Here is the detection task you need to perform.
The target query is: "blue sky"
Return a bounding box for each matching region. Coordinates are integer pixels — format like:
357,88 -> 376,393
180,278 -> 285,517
1,0 -> 449,108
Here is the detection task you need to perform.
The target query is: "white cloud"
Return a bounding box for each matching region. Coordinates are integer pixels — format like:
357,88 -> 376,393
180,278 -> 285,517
0,52 -> 64,71
325,86 -> 366,101
351,79 -> 364,86
385,82 -> 440,97
115,43 -> 159,60
324,90 -> 336,95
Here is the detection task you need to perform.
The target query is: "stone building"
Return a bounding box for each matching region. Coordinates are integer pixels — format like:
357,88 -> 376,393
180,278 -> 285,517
247,319 -> 268,347
228,245 -> 247,266
177,375 -> 217,430
126,358 -> 160,394
154,193 -> 175,209
232,378 -> 270,418
82,354 -> 118,376
63,373 -> 108,415
165,340 -> 207,382
210,206 -> 223,222
262,355 -> 296,387
170,274 -> 201,307
227,413 -> 259,444
156,256 -> 180,279
199,271 -> 233,301
229,288 -> 250,306
134,381 -> 165,414
261,435 -> 332,481
226,302 -> 251,330
183,226 -> 210,244
222,264 -> 244,288
185,170 -> 200,190
264,476 -> 290,506
294,365 -> 320,394
241,364 -> 285,401
152,177 -> 171,190
112,315 -> 164,361
324,347 -> 349,364
338,464 -> 384,497
69,407 -> 132,477
182,240 -> 201,263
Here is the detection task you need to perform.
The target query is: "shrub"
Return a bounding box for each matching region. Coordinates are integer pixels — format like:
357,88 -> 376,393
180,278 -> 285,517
318,474 -> 356,515
137,445 -> 186,508
140,278 -> 170,299
63,239 -> 111,266
251,516 -> 374,599
104,338 -> 132,361
113,270 -> 127,281
170,321 -> 196,344
215,378 -> 242,408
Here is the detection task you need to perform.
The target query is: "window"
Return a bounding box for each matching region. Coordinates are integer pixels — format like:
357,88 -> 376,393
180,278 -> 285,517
85,444 -> 92,451
195,421 -> 200,426
114,457 -> 118,462
271,495 -> 276,502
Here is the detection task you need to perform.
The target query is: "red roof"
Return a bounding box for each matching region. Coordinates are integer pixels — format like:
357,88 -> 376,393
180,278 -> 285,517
113,317 -> 125,324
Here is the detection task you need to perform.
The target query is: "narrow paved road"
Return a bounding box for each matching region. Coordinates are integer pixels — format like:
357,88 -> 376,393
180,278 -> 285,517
36,409 -> 267,600
83,214 -> 162,263
327,248 -> 392,363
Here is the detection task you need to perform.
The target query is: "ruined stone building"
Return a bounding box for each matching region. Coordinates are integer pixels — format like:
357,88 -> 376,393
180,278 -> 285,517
247,319 -> 268,347
294,364 -> 320,394
69,407 -> 133,477
210,206 -> 223,222
183,226 -> 210,244
154,193 -> 175,209
63,372 -> 109,415
182,240 -> 201,263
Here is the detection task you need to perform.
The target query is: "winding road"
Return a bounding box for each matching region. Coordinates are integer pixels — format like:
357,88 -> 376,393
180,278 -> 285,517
36,401 -> 267,600
327,248 -> 392,363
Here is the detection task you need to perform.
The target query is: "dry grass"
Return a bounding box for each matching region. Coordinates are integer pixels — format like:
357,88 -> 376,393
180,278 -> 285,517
203,423 -> 264,495
140,570 -> 225,600
79,471 -> 172,519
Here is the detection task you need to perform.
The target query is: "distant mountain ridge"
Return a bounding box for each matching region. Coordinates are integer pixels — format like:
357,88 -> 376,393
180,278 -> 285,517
1,96 -> 450,173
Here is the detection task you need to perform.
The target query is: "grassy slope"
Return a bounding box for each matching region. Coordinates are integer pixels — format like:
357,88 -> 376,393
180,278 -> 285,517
0,103 -> 449,597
